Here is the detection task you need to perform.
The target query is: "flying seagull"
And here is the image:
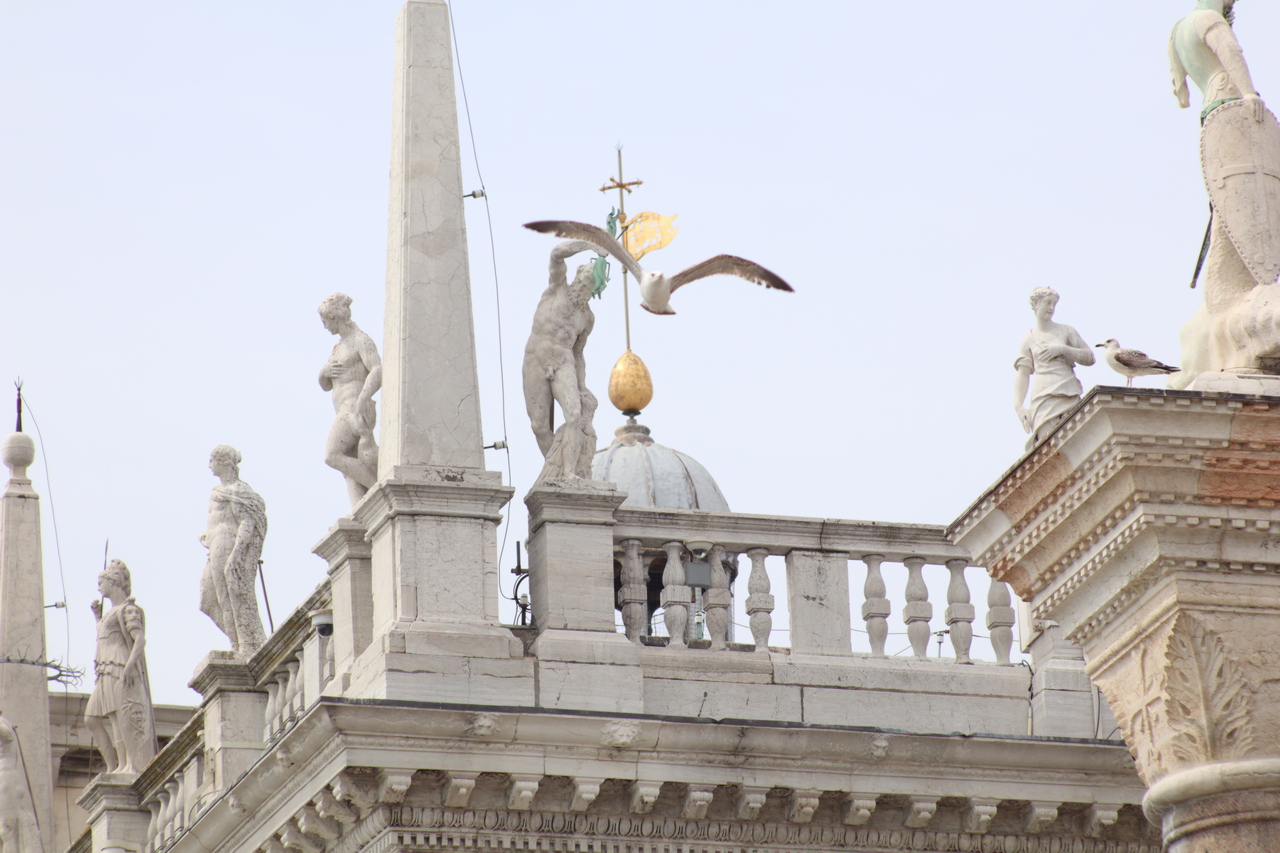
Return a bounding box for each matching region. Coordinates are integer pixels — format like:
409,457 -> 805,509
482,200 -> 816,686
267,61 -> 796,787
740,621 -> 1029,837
524,220 -> 792,315
1096,339 -> 1180,387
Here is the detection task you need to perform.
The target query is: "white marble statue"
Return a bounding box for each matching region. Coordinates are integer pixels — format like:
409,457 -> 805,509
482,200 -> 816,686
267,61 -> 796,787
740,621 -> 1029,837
85,559 -> 156,776
199,445 -> 268,658
1169,1 -> 1280,386
318,293 -> 382,507
1014,288 -> 1095,449
0,714 -> 42,853
523,241 -> 599,482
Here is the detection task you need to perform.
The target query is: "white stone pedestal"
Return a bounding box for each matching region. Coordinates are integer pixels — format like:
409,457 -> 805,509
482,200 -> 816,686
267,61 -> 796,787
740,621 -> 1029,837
78,774 -> 149,853
1185,370 -> 1280,395
525,483 -> 643,713
348,468 -> 530,704
190,651 -> 267,792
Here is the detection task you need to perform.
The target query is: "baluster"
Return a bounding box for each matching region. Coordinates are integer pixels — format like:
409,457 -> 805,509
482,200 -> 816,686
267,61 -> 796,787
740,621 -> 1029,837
145,799 -> 162,853
745,549 -> 773,652
861,554 -> 890,657
171,774 -> 186,833
286,658 -> 303,721
705,545 -> 730,651
158,781 -> 175,844
263,680 -> 280,742
619,539 -> 647,643
902,557 -> 932,659
162,778 -> 180,840
986,579 -> 1016,665
661,541 -> 690,649
945,560 -> 975,664
273,671 -> 291,735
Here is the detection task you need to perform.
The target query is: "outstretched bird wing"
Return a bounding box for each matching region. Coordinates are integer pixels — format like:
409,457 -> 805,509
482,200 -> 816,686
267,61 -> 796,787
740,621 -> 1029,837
524,220 -> 644,279
667,255 -> 794,294
1115,348 -> 1178,372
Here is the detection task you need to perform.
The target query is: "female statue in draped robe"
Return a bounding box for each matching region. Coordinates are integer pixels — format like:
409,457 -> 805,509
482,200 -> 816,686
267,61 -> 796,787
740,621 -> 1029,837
85,559 -> 156,775
1014,288 -> 1095,449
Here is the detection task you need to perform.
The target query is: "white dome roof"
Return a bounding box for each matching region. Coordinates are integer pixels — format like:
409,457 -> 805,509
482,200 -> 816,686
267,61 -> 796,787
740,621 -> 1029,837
592,422 -> 730,512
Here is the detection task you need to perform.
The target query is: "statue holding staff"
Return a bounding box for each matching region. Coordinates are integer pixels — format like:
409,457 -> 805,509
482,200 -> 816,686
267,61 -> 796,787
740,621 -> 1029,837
84,559 -> 156,775
199,445 -> 268,657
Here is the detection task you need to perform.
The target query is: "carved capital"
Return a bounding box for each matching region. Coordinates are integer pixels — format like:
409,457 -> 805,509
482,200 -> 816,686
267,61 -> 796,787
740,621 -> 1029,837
443,773 -> 476,808
904,797 -> 938,828
736,786 -> 768,821
506,775 -> 540,811
377,769 -> 415,804
629,781 -> 661,814
963,798 -> 999,834
843,795 -> 878,827
682,786 -> 715,820
570,777 -> 603,812
788,789 -> 822,824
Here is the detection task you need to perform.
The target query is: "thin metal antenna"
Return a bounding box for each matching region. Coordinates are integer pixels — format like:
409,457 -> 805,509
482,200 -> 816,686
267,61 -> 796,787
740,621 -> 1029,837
259,559 -> 275,634
600,145 -> 643,351
14,379 -> 22,432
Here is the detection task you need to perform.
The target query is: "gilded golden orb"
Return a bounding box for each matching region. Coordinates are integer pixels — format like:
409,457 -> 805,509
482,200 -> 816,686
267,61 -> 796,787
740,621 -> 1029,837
608,350 -> 653,416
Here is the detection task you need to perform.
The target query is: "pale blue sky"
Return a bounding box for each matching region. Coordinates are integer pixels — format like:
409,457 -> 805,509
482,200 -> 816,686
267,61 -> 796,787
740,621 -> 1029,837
3,2 -> 1276,704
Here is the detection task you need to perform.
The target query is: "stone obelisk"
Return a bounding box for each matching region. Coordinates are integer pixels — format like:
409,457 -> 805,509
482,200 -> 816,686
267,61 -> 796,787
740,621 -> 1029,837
335,0 -> 523,703
0,429 -> 53,853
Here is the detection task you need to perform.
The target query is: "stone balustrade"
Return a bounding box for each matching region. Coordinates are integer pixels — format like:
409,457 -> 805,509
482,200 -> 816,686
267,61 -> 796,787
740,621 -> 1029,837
137,713 -> 208,853
253,585 -> 334,746
611,507 -> 1016,663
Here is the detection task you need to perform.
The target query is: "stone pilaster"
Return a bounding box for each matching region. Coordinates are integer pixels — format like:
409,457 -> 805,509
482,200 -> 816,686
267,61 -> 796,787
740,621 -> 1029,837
0,431 -> 53,853
313,517 -> 373,687
77,774 -> 149,853
347,470 -> 528,703
189,651 -> 267,793
951,387 -> 1280,850
525,483 -> 641,713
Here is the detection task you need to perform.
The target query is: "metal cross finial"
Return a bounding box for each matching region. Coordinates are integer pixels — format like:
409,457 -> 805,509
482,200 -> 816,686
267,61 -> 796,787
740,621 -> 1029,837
599,146 -> 643,350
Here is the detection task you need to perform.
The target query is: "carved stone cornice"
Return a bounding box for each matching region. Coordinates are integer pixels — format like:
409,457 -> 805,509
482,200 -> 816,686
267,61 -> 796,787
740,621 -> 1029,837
312,516 -> 372,569
353,469 -> 514,539
951,388 -> 1280,848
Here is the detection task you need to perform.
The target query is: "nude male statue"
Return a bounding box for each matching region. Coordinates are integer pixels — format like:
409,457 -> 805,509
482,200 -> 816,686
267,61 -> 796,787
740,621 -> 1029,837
523,241 -> 599,482
199,445 -> 268,658
318,293 -> 382,507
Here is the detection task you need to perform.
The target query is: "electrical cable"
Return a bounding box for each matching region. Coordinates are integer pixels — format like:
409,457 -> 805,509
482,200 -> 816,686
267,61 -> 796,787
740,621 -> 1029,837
445,0 -> 517,588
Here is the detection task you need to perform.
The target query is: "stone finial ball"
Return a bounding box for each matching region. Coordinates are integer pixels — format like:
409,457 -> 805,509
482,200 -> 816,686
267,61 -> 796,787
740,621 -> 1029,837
1,433 -> 35,472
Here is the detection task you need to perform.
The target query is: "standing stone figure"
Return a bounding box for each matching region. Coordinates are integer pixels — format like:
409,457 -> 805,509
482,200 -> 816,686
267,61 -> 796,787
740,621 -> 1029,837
318,293 -> 382,508
199,445 -> 268,657
1014,288 -> 1095,449
0,714 -> 42,853
1169,1 -> 1280,385
523,241 -> 599,482
85,559 -> 156,775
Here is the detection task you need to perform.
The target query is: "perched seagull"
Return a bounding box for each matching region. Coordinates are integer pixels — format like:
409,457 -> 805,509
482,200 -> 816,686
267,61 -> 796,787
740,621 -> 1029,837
1096,339 -> 1180,387
524,220 -> 792,315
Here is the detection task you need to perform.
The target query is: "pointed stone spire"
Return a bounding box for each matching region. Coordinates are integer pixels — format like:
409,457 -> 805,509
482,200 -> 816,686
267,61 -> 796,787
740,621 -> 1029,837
324,1 -> 519,703
0,419 -> 53,853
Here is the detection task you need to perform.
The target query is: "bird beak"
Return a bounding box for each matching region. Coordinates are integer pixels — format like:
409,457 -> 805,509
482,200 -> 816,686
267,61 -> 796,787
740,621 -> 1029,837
1094,343 -> 1104,348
